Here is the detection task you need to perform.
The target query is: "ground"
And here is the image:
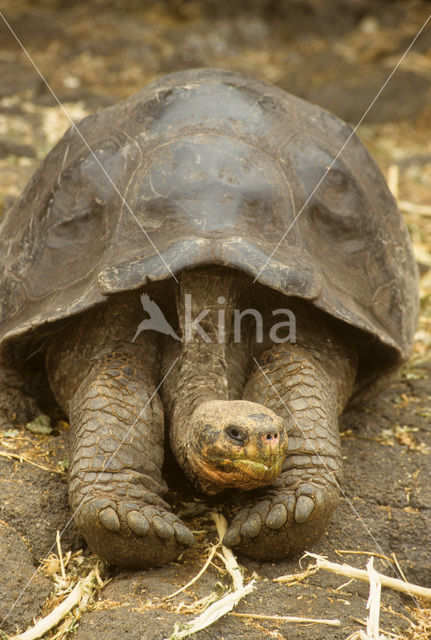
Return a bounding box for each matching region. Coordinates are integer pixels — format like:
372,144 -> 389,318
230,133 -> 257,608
0,1 -> 430,639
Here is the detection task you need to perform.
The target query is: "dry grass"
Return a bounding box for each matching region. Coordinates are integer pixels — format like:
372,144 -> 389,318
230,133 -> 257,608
3,540 -> 107,640
406,606 -> 431,640
0,425 -> 69,475
275,553 -> 431,639
164,513 -> 255,640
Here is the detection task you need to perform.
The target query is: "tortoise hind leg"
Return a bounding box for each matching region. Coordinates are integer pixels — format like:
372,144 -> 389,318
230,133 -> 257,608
223,339 -> 356,560
66,350 -> 194,568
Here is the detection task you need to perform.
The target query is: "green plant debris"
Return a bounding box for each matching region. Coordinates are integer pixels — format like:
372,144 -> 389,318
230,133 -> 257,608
25,414 -> 52,436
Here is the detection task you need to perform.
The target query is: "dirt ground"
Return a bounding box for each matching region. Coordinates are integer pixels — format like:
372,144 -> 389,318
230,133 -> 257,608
0,1 -> 430,639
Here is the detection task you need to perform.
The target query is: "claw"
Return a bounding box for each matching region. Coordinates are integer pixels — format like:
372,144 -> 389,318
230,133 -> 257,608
152,515 -> 174,540
127,510 -> 150,535
98,506 -> 120,531
266,503 -> 287,529
223,525 -> 241,548
294,495 -> 314,523
173,522 -> 195,547
240,513 -> 262,538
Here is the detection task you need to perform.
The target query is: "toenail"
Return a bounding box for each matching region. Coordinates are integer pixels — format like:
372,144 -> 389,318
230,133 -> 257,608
294,495 -> 315,523
127,510 -> 150,535
98,506 -> 120,531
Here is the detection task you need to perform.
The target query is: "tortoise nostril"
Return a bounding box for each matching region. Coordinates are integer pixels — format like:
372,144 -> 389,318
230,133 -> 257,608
265,432 -> 279,442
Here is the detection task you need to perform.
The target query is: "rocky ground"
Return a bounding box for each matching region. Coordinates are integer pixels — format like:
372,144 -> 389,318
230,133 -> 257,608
0,1 -> 430,639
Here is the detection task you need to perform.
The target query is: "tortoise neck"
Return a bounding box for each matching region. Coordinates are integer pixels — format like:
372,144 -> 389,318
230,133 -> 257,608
170,343 -> 229,453
167,268 -> 249,466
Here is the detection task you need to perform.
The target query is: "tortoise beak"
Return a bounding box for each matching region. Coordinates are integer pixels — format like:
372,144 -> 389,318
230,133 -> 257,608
213,427 -> 288,490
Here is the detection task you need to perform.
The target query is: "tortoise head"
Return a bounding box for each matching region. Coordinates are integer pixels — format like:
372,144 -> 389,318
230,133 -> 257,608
185,400 -> 289,494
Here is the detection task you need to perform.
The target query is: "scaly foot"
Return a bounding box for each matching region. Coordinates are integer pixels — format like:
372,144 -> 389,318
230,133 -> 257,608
223,476 -> 339,560
75,494 -> 195,568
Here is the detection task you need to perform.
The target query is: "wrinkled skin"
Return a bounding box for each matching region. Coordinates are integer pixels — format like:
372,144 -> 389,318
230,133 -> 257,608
42,267 -> 357,567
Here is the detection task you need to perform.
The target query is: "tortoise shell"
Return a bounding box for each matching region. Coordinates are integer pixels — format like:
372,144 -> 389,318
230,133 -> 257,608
0,68 -> 418,389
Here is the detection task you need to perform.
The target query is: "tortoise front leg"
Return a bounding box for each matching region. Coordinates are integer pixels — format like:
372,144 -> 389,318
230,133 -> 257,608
223,342 -> 355,560
68,351 -> 194,568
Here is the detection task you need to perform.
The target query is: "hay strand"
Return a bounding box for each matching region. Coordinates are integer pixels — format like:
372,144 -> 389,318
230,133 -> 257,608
300,554 -> 431,601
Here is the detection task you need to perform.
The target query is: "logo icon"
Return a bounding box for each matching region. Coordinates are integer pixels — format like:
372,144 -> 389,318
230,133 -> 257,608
133,293 -> 180,342
133,293 -> 296,344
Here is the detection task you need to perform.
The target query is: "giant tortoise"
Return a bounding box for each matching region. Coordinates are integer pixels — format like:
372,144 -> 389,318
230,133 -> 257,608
0,68 -> 418,567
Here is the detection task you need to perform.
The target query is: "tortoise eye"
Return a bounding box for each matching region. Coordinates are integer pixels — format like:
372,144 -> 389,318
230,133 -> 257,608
226,426 -> 244,443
